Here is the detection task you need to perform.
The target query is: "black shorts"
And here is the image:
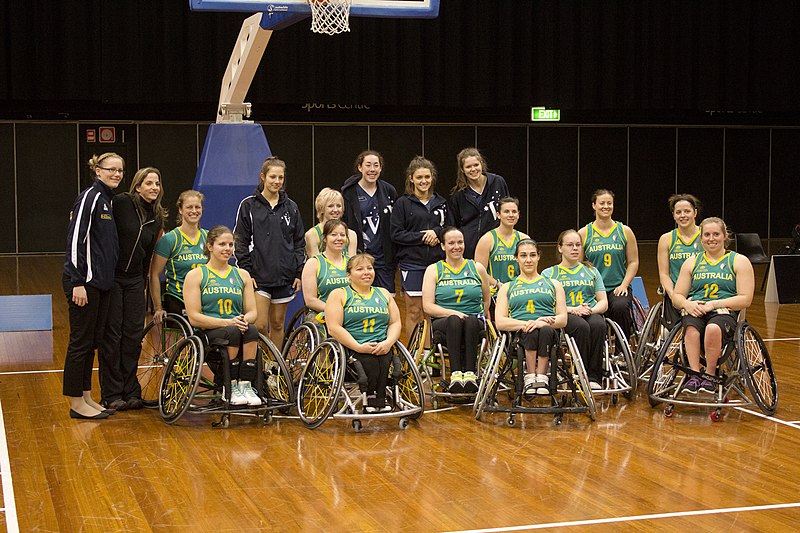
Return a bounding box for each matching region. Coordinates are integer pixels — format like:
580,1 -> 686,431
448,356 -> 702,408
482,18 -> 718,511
682,310 -> 738,346
162,293 -> 186,316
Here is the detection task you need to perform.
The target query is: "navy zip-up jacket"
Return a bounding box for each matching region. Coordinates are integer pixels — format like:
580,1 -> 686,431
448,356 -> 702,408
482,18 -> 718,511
62,179 -> 119,291
341,174 -> 398,266
234,190 -> 305,288
448,172 -> 510,259
112,192 -> 159,280
390,193 -> 451,268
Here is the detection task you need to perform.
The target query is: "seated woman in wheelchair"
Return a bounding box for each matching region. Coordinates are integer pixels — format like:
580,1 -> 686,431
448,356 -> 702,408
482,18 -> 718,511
182,225 -> 262,406
325,253 -> 402,413
422,227 -> 492,393
495,239 -> 567,396
671,217 -> 754,393
657,194 -> 702,330
541,229 -> 607,390
301,219 -> 351,319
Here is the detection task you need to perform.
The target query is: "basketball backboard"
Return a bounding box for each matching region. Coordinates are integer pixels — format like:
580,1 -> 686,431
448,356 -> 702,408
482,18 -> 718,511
190,0 -> 439,18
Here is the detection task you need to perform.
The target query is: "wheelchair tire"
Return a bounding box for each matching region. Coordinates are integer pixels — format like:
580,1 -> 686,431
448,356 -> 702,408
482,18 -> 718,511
407,320 -> 429,363
474,332 -> 507,415
647,324 -> 685,408
605,318 -> 638,399
159,336 -> 204,424
564,333 -> 596,421
282,323 -> 320,386
627,296 -> 648,356
736,322 -> 778,415
259,334 -> 294,404
297,340 -> 346,429
391,342 -> 425,420
139,313 -> 190,404
634,300 -> 663,380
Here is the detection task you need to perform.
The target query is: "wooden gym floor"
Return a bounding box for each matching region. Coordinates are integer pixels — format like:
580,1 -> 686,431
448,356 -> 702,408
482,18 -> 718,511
0,244 -> 798,532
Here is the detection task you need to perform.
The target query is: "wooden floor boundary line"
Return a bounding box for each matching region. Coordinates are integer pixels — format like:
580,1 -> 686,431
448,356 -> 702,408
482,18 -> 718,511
443,501 -> 800,532
763,337 -> 800,342
0,400 -> 20,533
735,407 -> 800,430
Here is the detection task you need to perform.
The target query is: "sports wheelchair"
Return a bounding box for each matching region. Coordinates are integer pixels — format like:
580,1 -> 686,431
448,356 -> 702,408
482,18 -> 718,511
158,331 -> 294,427
296,340 -> 424,431
474,329 -> 596,426
282,306 -> 326,388
407,317 -> 497,410
647,317 -> 778,421
592,318 -> 637,404
138,312 -> 191,406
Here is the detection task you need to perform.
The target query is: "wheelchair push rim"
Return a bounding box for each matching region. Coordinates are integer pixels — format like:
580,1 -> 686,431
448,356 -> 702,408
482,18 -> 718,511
139,313 -> 190,404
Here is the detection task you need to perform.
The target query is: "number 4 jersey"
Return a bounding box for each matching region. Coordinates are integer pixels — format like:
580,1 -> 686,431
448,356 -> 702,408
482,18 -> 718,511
506,275 -> 557,321
199,264 -> 245,319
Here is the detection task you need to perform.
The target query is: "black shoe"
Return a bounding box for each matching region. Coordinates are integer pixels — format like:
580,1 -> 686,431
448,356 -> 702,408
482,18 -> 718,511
104,399 -> 128,411
102,409 -> 116,415
126,398 -> 144,410
70,409 -> 110,420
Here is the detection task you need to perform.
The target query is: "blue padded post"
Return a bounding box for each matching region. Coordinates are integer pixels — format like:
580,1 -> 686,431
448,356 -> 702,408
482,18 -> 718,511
630,276 -> 649,310
193,123 -> 271,230
0,295 -> 52,331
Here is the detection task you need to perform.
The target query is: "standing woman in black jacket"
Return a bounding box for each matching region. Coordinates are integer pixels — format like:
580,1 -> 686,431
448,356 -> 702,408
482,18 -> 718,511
390,156 -> 451,339
341,150 -> 398,293
234,156 -> 305,347
100,167 -> 167,411
63,153 -> 122,419
448,148 -> 510,259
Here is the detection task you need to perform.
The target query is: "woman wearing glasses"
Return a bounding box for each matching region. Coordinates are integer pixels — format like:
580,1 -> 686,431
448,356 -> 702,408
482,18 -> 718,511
99,167 -> 167,412
62,153 -> 123,419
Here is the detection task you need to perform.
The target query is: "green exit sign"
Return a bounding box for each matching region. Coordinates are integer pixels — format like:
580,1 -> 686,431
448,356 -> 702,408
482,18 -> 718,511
531,107 -> 561,121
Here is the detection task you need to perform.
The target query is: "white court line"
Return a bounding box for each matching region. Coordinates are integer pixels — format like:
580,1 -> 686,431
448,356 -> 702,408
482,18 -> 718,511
443,501 -> 800,533
736,407 -> 800,430
0,400 -> 20,533
763,337 -> 800,342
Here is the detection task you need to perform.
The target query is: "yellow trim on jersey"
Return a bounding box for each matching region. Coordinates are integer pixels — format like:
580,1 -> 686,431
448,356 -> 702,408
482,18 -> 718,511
442,260 -> 469,276
701,251 -> 731,267
556,264 -> 582,276
591,221 -> 620,238
513,274 -> 544,285
179,229 -> 203,246
494,230 -> 517,249
207,265 -> 233,278
673,229 -> 700,247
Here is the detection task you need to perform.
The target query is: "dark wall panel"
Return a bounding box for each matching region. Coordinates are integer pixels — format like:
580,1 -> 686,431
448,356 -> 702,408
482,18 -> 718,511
313,125 -> 369,194
17,123 -> 77,252
530,126 -> 578,244
578,127 -> 628,225
476,126 -> 528,229
369,125 -> 423,197
770,128 -> 800,239
676,128 -> 724,219
0,124 -> 15,252
724,128 -> 770,237
138,124 -> 198,231
421,126 -> 475,198
263,125 -> 314,224
629,127 -> 676,240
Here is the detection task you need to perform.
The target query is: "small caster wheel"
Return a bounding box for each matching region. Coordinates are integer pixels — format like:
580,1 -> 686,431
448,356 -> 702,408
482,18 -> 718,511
213,415 -> 231,428
664,405 -> 674,418
432,399 -> 439,410
710,408 -> 723,422
612,393 -> 619,405
263,411 -> 273,425
399,418 -> 409,430
506,416 -> 516,427
352,419 -> 363,432
554,415 -> 563,426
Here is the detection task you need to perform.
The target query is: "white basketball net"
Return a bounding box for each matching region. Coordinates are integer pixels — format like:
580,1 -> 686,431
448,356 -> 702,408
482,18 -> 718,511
307,0 -> 352,35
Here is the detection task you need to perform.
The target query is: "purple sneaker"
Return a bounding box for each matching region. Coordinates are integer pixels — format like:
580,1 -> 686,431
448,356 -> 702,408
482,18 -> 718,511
699,378 -> 716,393
684,375 -> 702,394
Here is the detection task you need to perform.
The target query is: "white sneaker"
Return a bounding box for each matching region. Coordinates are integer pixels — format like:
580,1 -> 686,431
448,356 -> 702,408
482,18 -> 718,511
238,380 -> 262,406
227,380 -> 247,406
589,381 -> 602,391
536,374 -> 550,395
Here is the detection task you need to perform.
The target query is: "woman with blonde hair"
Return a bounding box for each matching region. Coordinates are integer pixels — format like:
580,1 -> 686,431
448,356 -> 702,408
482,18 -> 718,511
305,187 -> 357,258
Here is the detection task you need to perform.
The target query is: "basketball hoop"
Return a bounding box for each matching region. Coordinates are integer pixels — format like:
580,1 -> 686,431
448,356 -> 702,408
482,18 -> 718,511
307,0 -> 352,35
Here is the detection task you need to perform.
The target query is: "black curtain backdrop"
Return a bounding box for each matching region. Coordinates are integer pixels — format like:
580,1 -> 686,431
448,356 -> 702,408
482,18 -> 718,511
2,1 -> 800,121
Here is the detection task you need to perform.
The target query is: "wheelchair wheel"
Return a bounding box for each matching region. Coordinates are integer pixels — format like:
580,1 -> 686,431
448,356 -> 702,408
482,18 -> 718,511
736,322 -> 778,415
633,300 -> 663,380
475,333 -> 507,420
391,343 -> 425,419
139,313 -> 190,404
627,296 -> 648,355
159,336 -> 204,424
297,340 -> 346,429
259,334 -> 294,404
475,320 -> 498,381
282,323 -> 320,386
647,324 -> 686,408
565,334 -> 596,421
605,318 -> 638,398
283,305 -> 310,350
407,320 -> 429,363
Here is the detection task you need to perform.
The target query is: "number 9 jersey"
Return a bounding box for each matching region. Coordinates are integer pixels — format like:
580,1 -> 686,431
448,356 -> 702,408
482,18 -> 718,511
199,264 -> 245,319
583,221 -> 628,290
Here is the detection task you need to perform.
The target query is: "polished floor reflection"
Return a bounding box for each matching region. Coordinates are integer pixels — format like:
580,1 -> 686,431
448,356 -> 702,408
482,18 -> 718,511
0,250 -> 799,531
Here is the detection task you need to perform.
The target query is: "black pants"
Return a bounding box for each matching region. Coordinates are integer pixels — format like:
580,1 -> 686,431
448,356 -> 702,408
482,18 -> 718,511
99,276 -> 146,403
352,352 -> 392,407
662,294 -> 681,331
62,284 -> 111,397
564,313 -> 606,382
432,315 -> 482,373
606,290 -> 633,335
162,293 -> 186,316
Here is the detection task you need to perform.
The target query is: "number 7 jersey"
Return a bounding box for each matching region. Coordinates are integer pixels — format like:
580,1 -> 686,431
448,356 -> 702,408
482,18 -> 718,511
199,264 -> 245,319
